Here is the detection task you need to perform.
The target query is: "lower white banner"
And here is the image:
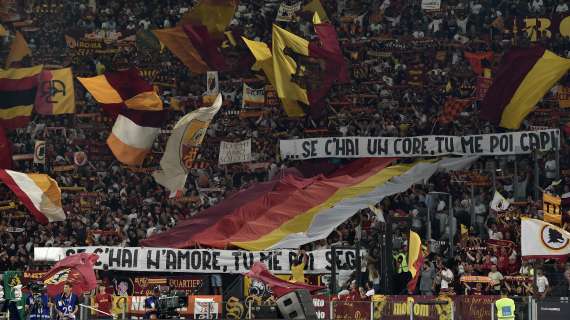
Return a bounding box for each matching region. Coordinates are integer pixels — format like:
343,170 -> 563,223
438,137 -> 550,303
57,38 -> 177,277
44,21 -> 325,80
34,247 -> 364,274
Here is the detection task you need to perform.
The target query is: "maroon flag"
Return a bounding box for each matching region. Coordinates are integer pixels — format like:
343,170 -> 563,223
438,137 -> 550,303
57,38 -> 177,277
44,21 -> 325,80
0,126 -> 12,169
246,262 -> 325,298
183,24 -> 228,71
40,253 -> 99,297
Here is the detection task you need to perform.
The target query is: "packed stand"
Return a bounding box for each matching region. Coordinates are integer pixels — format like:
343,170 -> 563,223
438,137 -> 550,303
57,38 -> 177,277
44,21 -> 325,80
0,0 -> 568,299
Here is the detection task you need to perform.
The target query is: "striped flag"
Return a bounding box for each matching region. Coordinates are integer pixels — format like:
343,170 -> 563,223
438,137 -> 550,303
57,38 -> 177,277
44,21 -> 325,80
77,68 -> 163,113
0,170 -> 65,224
107,109 -> 167,166
480,47 -> 570,129
0,65 -> 42,129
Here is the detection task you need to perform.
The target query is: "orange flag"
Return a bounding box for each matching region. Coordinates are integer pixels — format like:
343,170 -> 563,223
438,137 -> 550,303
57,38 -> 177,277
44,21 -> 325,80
5,31 -> 31,68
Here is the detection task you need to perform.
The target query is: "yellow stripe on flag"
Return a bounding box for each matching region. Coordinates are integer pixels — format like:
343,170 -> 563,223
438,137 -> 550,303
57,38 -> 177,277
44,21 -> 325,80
124,91 -> 163,111
233,163 -> 418,250
303,0 -> 329,22
0,105 -> 33,119
107,133 -> 151,166
0,65 -> 42,79
178,0 -> 237,38
77,75 -> 123,104
243,37 -> 305,117
500,50 -> 570,129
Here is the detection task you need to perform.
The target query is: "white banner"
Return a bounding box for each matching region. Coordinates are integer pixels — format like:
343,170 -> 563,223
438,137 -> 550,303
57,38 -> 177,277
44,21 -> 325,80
34,247 -> 364,274
205,71 -> 219,96
242,83 -> 265,108
421,0 -> 442,10
219,139 -> 252,165
276,1 -> 301,22
280,129 -> 560,160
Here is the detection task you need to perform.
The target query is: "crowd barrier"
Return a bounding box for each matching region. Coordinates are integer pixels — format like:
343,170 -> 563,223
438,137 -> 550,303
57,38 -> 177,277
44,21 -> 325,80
73,294 -> 567,319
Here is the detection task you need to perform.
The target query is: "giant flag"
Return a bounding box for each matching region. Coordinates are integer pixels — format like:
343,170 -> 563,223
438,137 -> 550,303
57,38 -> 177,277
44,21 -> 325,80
0,170 -> 65,224
153,94 -> 222,196
142,157 -> 477,250
35,67 -> 75,115
407,231 -> 424,292
77,68 -> 163,113
5,31 -> 30,68
521,218 -> 569,258
107,109 -> 167,166
40,253 -> 98,297
0,65 -> 42,129
480,47 -> 570,129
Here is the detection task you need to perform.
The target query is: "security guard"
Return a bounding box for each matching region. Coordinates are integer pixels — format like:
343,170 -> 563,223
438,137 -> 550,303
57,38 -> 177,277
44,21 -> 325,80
495,290 -> 516,320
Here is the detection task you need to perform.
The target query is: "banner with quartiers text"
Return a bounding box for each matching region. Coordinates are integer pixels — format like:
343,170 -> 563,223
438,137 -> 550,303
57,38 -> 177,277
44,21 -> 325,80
34,247 -> 364,274
280,129 -> 560,160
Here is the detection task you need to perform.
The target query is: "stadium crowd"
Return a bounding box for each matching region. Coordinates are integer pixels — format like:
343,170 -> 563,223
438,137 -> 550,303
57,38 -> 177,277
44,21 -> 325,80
0,0 -> 569,300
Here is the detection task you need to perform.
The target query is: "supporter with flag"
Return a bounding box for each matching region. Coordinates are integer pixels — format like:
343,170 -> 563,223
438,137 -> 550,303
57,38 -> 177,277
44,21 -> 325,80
40,253 -> 99,297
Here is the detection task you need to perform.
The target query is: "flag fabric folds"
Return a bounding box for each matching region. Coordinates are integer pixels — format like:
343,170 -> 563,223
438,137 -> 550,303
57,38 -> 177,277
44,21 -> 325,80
183,24 -> 228,71
480,47 -> 570,129
77,68 -> 163,112
40,253 -> 98,297
178,0 -> 237,38
142,156 -> 477,250
438,98 -> 471,124
0,65 -> 42,129
107,109 -> 167,166
246,262 -> 325,298
5,31 -> 31,68
521,218 -> 569,258
0,170 -> 65,224
243,37 -> 305,117
153,94 -> 222,196
153,27 -> 209,74
303,0 -> 329,22
407,231 -> 425,292
0,126 -> 12,169
35,67 -> 76,115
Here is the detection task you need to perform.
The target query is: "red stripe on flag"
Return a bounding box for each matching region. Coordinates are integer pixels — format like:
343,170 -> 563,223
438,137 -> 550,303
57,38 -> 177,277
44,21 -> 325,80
0,170 -> 49,224
34,69 -> 55,114
0,74 -> 39,91
0,116 -> 31,129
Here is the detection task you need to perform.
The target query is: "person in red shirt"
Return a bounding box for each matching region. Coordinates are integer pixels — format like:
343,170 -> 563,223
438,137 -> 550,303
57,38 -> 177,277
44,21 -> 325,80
94,284 -> 113,319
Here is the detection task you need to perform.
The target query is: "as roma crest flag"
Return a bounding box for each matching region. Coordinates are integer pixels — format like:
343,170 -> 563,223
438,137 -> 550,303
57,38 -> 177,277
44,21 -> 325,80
40,253 -> 98,297
35,68 -> 75,115
153,94 -> 222,196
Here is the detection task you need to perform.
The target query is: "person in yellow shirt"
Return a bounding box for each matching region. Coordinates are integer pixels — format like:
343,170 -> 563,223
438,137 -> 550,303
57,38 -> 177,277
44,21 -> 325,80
290,250 -> 308,284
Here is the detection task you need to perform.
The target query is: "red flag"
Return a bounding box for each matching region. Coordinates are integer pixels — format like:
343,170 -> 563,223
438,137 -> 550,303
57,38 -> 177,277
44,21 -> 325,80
0,126 -> 12,169
40,253 -> 99,297
246,262 -> 325,298
438,98 -> 472,124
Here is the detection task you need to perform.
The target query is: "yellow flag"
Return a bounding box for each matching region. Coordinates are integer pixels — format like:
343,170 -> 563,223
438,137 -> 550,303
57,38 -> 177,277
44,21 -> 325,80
178,0 -> 237,38
243,36 -> 304,117
272,25 -> 309,105
35,68 -> 75,115
0,24 -> 6,37
303,0 -> 329,22
5,31 -> 31,68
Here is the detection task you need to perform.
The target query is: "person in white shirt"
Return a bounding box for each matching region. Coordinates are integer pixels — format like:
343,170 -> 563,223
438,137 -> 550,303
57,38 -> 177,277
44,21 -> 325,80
529,0 -> 544,13
489,223 -> 504,240
488,264 -> 504,294
437,261 -> 454,293
536,269 -> 549,299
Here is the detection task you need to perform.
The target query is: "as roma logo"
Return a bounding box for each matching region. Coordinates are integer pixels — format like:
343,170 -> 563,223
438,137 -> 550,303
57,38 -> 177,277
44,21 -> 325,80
541,225 -> 569,250
43,268 -> 72,285
179,120 -> 209,170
